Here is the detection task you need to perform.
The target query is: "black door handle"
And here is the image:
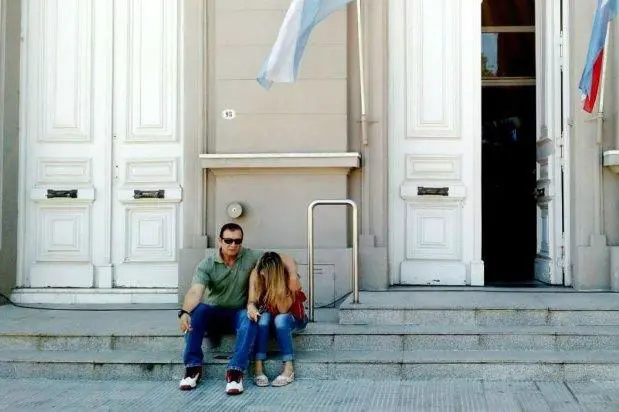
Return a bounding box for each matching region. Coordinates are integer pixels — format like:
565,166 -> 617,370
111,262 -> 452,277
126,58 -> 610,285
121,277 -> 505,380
46,189 -> 78,199
417,186 -> 449,196
133,189 -> 165,199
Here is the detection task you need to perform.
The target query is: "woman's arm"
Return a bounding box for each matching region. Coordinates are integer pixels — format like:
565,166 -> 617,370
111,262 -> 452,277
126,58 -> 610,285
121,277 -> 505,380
247,268 -> 261,306
247,269 -> 262,321
281,254 -> 301,292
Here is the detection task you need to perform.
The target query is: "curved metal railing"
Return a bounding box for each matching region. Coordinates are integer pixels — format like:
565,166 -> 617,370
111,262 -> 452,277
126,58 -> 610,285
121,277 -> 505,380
307,199 -> 359,322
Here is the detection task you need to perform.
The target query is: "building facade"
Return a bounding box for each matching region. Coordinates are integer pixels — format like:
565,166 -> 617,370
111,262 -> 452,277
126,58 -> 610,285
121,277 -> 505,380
1,0 -> 619,304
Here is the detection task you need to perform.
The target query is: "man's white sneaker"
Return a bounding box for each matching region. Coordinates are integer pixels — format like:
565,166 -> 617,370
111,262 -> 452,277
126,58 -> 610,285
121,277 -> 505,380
225,370 -> 244,395
179,366 -> 202,391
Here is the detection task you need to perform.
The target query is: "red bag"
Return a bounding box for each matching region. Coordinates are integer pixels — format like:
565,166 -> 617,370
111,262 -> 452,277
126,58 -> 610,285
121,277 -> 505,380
289,290 -> 307,321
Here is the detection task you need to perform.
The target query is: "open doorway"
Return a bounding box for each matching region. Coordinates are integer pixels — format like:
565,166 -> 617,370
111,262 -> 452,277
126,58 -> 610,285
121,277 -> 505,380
481,0 -> 538,285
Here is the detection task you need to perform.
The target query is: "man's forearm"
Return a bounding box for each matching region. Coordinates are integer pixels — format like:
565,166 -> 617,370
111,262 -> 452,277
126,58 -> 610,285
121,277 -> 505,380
182,289 -> 202,313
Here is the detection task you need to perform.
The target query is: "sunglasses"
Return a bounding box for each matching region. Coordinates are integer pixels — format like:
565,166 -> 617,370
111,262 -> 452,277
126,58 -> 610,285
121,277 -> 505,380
222,238 -> 243,245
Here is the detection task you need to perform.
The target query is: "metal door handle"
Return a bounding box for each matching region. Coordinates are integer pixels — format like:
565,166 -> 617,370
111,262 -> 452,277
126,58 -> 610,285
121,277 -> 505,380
46,189 -> 78,199
133,189 -> 165,199
417,186 -> 449,196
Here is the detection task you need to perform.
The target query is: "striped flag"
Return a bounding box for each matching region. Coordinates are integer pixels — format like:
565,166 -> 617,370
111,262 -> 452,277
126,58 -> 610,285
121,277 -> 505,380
579,0 -> 618,113
257,0 -> 354,90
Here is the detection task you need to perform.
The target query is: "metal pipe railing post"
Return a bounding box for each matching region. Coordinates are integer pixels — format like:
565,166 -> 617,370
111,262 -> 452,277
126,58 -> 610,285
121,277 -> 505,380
307,202 -> 316,323
351,201 -> 359,304
307,200 -> 359,322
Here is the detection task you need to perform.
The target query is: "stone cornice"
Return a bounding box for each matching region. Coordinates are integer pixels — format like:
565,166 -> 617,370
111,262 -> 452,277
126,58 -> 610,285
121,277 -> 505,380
199,152 -> 361,170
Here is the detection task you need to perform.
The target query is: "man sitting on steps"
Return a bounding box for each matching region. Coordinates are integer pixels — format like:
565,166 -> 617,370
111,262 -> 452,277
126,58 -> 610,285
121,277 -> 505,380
177,222 -> 296,395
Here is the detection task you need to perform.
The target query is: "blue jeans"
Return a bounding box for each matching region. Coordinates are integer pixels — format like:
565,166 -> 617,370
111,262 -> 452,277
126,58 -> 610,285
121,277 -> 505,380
255,312 -> 308,362
183,303 -> 258,373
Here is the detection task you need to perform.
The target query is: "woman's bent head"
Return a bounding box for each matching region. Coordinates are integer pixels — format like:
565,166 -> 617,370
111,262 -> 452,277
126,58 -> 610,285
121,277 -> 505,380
256,251 -> 290,310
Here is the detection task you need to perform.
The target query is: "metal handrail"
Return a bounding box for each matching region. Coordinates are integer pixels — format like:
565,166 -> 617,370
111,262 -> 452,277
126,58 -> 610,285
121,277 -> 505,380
307,199 -> 359,322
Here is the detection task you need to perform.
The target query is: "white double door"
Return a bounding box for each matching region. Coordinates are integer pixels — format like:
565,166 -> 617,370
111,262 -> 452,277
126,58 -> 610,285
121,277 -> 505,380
19,0 -> 183,292
388,0 -> 567,285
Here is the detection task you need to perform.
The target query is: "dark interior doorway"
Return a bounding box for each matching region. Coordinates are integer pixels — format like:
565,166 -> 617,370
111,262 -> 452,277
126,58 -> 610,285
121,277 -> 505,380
481,0 -> 538,284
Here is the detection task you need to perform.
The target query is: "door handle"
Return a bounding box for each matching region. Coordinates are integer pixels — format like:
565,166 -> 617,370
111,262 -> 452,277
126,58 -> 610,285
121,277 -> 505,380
46,189 -> 78,199
133,189 -> 165,199
417,186 -> 449,196
534,188 -> 545,199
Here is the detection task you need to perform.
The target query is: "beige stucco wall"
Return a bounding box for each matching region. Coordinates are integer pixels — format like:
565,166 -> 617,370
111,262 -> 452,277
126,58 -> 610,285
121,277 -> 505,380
210,1 -> 347,154
179,0 -> 381,302
570,0 -> 619,290
203,0 -> 350,243
605,22 -> 619,247
211,170 -> 348,248
0,0 -> 20,300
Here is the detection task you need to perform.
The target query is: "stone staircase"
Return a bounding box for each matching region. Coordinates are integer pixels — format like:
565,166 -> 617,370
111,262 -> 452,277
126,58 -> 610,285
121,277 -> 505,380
1,289 -> 619,381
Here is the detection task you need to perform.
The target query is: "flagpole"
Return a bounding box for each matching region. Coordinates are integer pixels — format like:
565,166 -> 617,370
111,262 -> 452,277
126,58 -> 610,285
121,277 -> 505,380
594,25 -> 610,235
356,0 -> 368,146
356,0 -> 371,239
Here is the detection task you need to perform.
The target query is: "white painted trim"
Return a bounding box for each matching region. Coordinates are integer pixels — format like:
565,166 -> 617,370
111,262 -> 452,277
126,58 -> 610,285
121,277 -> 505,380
10,288 -> 178,304
561,0 -> 572,287
30,264 -> 94,287
94,0 -> 114,272
463,0 -> 483,286
199,152 -> 361,169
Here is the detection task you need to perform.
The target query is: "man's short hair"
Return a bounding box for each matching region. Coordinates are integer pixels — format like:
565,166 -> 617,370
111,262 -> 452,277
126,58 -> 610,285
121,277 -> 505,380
219,223 -> 244,239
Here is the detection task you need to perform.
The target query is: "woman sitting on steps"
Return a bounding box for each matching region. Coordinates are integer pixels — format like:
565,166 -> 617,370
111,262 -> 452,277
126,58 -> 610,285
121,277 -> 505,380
246,251 -> 308,387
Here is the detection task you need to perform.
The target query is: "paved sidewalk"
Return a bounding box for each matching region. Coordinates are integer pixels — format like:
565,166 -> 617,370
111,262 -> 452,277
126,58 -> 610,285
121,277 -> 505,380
1,378 -> 618,411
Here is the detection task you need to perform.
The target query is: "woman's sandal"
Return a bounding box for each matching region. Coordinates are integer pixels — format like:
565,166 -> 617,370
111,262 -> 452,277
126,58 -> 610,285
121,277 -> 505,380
253,374 -> 270,387
271,372 -> 295,387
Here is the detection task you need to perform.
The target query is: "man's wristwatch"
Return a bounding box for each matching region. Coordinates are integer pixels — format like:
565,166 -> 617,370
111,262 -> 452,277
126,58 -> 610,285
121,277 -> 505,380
178,309 -> 189,319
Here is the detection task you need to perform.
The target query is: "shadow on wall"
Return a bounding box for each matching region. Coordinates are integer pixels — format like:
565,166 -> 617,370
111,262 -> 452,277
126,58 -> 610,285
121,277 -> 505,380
0,0 -> 22,302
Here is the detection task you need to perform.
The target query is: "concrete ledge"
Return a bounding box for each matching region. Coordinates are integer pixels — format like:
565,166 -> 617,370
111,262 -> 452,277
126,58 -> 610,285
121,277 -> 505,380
199,152 -> 361,170
3,349 -> 619,381
603,150 -> 619,174
5,326 -> 619,353
9,288 -> 178,305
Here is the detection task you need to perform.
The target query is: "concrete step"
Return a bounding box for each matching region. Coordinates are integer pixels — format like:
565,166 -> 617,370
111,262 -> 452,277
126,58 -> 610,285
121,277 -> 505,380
1,349 -> 619,381
3,324 -> 619,352
339,291 -> 619,326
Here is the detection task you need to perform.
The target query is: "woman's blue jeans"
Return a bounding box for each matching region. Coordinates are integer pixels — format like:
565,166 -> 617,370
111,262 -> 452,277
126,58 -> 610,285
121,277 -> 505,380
255,312 -> 308,362
183,303 -> 258,373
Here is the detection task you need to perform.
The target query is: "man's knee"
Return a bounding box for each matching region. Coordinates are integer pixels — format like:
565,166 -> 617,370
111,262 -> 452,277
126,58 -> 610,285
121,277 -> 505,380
191,303 -> 212,319
236,310 -> 256,330
191,303 -> 207,317
191,304 -> 220,329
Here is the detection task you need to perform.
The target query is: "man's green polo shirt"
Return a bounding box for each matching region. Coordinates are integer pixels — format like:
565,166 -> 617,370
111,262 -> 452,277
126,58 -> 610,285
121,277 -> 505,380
192,247 -> 263,308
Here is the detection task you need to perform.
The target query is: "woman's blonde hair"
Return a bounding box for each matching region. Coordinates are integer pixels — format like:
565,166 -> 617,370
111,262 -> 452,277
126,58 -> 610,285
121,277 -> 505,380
256,251 -> 291,310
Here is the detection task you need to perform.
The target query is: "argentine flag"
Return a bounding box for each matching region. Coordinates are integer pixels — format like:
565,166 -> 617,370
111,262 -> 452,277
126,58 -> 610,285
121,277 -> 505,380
257,0 -> 354,89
